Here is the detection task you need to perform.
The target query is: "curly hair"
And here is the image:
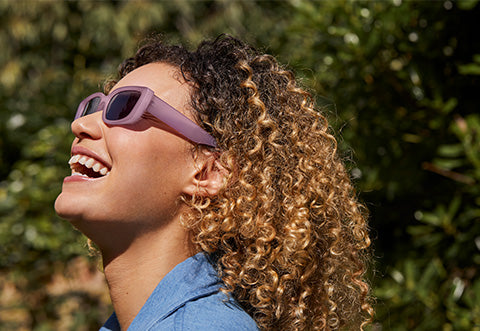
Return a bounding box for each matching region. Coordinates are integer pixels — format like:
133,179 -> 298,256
106,35 -> 373,330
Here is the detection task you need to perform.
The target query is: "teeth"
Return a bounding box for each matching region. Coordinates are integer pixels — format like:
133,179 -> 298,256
68,155 -> 81,164
72,172 -> 89,177
69,154 -> 110,177
85,158 -> 95,168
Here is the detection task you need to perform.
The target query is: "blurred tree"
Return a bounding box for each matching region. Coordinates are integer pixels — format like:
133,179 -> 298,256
0,0 -> 478,330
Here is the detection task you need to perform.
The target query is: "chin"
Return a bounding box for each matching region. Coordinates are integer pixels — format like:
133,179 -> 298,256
55,194 -> 72,219
55,195 -> 99,244
54,193 -> 87,222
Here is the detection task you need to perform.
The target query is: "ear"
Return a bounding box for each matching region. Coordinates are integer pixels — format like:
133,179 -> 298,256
183,151 -> 228,197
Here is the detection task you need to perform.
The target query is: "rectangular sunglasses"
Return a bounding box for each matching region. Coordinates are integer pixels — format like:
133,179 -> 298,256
75,85 -> 218,148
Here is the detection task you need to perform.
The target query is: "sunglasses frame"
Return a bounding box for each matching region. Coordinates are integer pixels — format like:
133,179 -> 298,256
75,85 -> 218,148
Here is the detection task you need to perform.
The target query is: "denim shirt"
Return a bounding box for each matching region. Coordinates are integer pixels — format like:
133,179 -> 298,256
99,253 -> 258,331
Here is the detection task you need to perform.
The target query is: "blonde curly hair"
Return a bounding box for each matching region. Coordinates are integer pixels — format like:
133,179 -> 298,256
108,35 -> 373,330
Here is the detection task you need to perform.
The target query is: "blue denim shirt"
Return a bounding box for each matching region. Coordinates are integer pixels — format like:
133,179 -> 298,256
99,253 -> 258,330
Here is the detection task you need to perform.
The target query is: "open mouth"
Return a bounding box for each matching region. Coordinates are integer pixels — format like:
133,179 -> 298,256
69,154 -> 110,178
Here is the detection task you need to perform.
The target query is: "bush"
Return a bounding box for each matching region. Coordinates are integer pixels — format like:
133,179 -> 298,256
0,1 -> 478,329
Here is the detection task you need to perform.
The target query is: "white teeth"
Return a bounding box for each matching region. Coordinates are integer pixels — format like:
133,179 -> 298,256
68,154 -> 110,177
85,158 -> 95,168
78,156 -> 87,165
68,155 -> 81,164
72,172 -> 88,177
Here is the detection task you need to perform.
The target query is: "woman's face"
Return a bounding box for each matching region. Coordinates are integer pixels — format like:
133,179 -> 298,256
55,63 -> 198,242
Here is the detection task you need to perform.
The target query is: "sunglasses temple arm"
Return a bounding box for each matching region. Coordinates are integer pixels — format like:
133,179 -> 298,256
149,98 -> 218,148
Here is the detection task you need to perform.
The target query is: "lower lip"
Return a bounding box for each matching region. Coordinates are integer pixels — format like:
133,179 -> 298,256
63,175 -> 104,183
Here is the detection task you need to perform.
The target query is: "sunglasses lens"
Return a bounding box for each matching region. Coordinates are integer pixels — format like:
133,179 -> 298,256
106,91 -> 141,121
83,97 -> 101,117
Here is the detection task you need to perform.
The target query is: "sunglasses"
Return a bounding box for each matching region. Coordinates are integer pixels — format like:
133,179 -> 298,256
75,85 -> 217,148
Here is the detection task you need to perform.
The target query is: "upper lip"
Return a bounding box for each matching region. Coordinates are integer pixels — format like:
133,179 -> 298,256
71,145 -> 112,169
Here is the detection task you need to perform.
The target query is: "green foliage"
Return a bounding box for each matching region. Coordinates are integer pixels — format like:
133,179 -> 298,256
380,113 -> 480,330
0,0 -> 478,330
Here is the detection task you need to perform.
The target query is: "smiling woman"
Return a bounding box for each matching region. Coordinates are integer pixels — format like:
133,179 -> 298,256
55,35 -> 373,331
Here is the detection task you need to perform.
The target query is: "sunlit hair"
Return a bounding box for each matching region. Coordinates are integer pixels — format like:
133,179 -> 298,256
106,35 -> 373,330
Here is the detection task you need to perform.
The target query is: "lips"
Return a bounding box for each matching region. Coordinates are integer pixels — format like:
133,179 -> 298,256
67,146 -> 111,179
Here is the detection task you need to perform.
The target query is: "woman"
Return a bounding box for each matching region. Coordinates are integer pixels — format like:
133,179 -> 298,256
55,35 -> 372,330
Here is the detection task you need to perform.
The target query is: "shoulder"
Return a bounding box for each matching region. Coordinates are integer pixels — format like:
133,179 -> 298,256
149,291 -> 258,331
180,292 -> 258,330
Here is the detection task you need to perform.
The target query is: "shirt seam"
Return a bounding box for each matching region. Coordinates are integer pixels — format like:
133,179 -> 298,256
173,303 -> 185,331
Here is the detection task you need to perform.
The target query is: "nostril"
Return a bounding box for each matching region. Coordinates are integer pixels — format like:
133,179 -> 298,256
71,112 -> 103,140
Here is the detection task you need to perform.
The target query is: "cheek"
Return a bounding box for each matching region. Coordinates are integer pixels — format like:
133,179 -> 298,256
109,130 -> 193,196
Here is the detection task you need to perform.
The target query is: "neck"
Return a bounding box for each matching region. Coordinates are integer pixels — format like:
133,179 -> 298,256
102,221 -> 193,330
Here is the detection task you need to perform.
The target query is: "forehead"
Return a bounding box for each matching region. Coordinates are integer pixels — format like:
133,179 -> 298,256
112,62 -> 192,112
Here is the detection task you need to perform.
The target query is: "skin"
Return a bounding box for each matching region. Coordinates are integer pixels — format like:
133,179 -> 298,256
55,63 -> 223,330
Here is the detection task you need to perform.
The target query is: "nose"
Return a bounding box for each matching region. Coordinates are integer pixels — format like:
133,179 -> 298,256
71,111 -> 104,140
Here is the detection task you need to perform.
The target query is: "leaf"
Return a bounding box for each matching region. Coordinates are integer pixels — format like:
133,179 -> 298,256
458,63 -> 480,75
457,0 -> 479,10
432,157 -> 465,170
437,144 -> 464,158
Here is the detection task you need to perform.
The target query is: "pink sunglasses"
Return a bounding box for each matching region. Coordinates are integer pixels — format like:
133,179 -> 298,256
75,85 -> 217,148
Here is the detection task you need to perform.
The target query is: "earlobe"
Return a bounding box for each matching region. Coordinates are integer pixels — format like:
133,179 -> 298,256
183,153 -> 228,197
